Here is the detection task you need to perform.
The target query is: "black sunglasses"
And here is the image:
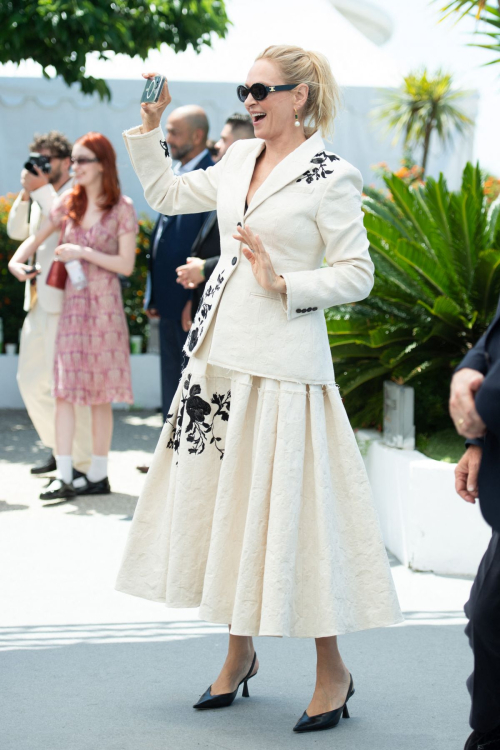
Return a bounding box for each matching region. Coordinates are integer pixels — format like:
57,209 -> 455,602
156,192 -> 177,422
236,83 -> 298,102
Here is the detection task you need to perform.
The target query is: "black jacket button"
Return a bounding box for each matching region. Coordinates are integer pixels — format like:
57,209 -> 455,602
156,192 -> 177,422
296,308 -> 302,313
312,307 -> 318,311
232,257 -> 237,265
307,307 -> 312,312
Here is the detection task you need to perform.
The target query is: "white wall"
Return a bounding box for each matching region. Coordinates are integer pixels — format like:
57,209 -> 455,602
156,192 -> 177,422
359,430 -> 492,576
0,77 -> 477,220
0,354 -> 161,410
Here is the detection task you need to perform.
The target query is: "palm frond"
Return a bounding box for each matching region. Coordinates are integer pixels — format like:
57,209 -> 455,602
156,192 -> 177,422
334,162 -> 499,431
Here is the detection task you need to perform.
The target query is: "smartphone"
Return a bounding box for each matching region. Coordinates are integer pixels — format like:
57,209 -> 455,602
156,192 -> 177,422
141,75 -> 166,104
23,263 -> 41,275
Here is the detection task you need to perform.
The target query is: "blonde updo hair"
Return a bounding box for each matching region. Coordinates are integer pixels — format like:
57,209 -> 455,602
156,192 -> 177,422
256,45 -> 341,139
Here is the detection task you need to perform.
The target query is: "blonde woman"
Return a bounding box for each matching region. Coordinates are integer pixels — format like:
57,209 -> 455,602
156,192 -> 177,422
117,45 -> 402,733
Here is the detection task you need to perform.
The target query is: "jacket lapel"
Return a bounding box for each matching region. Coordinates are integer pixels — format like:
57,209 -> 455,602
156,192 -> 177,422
235,139 -> 266,221
244,132 -> 325,221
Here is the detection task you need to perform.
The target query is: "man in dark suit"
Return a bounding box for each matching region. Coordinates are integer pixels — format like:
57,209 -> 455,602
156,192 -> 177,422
175,114 -> 254,311
450,300 -> 500,750
145,105 -> 214,419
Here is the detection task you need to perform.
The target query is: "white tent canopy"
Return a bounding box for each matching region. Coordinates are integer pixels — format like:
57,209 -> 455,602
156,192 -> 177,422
0,0 -> 402,87
84,0 -> 403,87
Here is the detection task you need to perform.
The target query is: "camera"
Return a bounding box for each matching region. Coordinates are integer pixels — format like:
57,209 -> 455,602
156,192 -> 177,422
24,153 -> 51,176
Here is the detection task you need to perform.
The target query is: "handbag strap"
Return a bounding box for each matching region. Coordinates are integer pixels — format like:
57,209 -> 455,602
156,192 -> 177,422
58,216 -> 67,246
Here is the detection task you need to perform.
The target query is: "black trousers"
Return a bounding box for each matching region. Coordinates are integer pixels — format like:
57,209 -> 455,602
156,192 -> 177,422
159,317 -> 188,422
465,531 -> 500,733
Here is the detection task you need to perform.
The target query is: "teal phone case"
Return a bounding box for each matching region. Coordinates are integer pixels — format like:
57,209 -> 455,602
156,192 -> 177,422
141,76 -> 166,104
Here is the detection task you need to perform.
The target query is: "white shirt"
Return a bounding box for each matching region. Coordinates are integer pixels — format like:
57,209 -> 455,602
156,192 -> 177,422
173,148 -> 210,175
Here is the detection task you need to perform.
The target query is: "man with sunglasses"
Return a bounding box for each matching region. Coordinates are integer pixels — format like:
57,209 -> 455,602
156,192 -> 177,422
7,130 -> 92,478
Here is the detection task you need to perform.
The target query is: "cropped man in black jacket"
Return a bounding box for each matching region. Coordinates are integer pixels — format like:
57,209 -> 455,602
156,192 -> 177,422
450,298 -> 500,750
175,114 -> 254,312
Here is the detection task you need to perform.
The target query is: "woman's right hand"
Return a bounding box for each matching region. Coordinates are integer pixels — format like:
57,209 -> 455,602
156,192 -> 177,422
140,73 -> 172,133
8,261 -> 39,282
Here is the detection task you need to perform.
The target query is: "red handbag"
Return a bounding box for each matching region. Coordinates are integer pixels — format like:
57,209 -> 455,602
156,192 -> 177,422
46,220 -> 68,290
46,258 -> 68,289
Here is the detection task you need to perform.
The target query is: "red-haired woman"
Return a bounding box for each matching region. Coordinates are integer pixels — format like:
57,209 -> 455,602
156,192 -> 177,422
10,132 -> 138,500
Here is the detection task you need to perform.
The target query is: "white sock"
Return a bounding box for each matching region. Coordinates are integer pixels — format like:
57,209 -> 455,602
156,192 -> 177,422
56,455 -> 73,485
87,455 -> 108,483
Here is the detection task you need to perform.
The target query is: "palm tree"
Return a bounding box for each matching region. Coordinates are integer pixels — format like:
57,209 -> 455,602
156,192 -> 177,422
374,68 -> 473,173
437,1 -> 500,65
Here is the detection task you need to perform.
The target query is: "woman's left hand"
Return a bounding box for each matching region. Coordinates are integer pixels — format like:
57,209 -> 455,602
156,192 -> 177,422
55,243 -> 83,262
232,225 -> 286,294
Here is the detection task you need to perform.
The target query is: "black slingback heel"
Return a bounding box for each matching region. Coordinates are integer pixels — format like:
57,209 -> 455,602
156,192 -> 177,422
293,673 -> 355,733
193,652 -> 258,710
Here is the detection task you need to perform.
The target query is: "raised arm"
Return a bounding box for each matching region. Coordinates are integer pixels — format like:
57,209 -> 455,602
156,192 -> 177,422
123,73 -> 223,217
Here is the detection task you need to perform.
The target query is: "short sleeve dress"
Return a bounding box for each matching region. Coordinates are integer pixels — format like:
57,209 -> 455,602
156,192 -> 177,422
49,194 -> 138,405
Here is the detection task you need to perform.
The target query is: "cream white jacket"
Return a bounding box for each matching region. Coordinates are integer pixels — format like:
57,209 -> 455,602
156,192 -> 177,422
123,126 -> 374,384
7,180 -> 73,314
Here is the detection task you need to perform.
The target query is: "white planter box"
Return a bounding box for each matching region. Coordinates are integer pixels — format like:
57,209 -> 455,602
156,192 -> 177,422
0,353 -> 161,410
357,430 -> 492,577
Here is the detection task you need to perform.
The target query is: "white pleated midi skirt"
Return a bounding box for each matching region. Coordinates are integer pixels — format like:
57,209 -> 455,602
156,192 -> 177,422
116,339 -> 403,638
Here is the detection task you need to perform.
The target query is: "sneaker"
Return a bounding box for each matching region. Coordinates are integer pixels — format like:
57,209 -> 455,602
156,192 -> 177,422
31,454 -> 57,475
40,478 -> 77,501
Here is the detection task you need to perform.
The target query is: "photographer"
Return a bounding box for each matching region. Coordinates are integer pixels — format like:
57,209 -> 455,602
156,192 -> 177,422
7,131 -> 91,478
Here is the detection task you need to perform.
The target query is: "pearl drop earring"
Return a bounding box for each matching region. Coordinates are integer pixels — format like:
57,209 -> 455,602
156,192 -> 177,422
294,109 -> 300,128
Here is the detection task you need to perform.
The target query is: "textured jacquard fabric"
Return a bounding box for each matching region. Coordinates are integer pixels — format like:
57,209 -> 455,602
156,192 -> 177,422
116,353 -> 403,638
122,128 -> 374,384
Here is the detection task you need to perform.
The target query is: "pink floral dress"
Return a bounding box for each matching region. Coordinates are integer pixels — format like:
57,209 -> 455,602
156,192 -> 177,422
49,194 -> 138,405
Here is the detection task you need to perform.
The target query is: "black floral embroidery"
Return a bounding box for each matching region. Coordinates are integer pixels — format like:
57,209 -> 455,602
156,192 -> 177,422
296,151 -> 340,183
188,326 -> 199,352
166,374 -> 191,454
186,270 -> 226,352
166,373 -> 231,460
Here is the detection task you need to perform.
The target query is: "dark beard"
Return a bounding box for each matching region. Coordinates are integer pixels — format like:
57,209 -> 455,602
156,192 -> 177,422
170,142 -> 194,162
48,165 -> 62,185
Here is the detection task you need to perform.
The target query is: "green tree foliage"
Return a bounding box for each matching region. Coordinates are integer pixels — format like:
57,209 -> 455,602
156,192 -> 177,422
374,68 -> 473,173
0,0 -> 230,99
328,163 -> 500,433
437,1 -> 500,65
122,215 -> 154,347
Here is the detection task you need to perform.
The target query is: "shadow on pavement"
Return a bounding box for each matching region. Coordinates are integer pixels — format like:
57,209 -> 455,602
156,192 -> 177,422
0,622 -> 472,750
0,409 -> 162,466
39,492 -> 139,518
0,500 -> 30,512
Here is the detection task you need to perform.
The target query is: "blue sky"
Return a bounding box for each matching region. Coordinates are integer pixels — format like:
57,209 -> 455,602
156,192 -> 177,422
374,0 -> 500,174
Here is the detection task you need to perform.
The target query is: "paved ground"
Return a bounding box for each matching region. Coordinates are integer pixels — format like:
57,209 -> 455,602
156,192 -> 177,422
0,409 -> 478,750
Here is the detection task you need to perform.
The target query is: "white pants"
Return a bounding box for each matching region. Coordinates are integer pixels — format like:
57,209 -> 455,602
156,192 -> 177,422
17,301 -> 92,473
